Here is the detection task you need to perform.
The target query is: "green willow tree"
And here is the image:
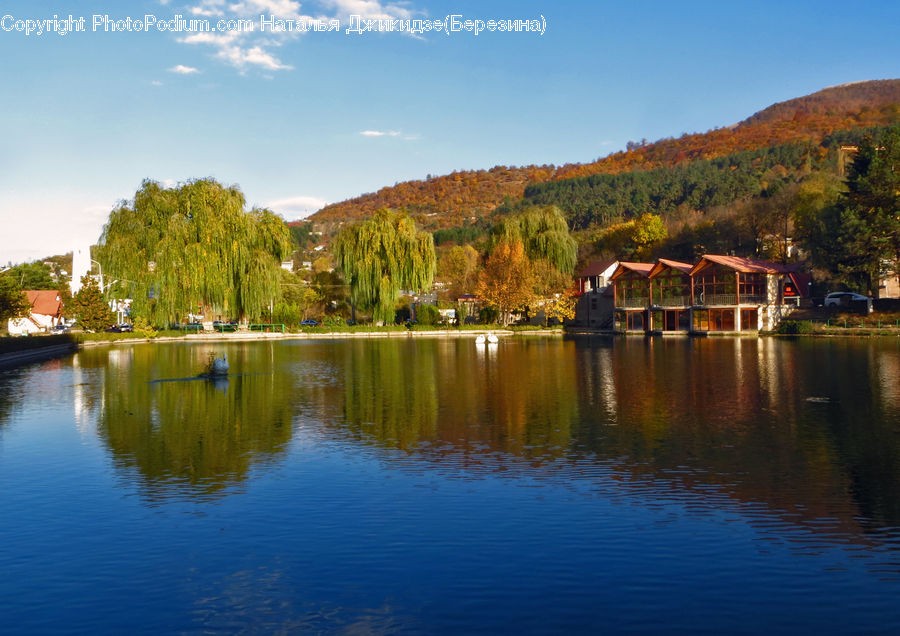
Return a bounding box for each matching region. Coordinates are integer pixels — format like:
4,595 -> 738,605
332,209 -> 435,324
488,206 -> 577,312
97,179 -> 292,325
490,205 -> 577,275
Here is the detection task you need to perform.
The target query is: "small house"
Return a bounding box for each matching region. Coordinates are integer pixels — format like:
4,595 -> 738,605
7,290 -> 65,335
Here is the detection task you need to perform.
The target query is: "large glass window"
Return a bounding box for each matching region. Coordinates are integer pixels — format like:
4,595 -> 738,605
615,274 -> 650,307
694,266 -> 737,305
652,271 -> 690,306
737,274 -> 766,303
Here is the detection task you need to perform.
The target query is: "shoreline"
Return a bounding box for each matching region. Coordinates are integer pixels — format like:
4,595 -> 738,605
79,328 -> 562,347
3,326 -> 898,371
0,329 -> 562,370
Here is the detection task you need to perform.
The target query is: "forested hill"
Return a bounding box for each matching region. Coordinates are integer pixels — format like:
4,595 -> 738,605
308,80 -> 900,232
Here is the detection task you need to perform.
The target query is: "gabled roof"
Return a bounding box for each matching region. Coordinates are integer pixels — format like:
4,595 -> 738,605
648,258 -> 693,278
609,262 -> 654,281
25,290 -> 63,317
785,272 -> 812,296
690,254 -> 789,276
576,259 -> 617,278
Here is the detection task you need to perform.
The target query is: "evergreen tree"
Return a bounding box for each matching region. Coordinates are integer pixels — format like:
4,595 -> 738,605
798,126 -> 900,294
71,276 -> 113,332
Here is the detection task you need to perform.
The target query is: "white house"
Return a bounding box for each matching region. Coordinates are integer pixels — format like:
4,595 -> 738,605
7,290 -> 65,335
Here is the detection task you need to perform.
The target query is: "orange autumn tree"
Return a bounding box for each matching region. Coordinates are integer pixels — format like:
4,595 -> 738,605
475,240 -> 536,326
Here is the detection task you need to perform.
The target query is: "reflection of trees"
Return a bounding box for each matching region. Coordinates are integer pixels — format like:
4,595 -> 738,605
96,343 -> 297,500
572,337 -> 900,532
86,336 -> 900,533
0,369 -> 25,429
341,340 -> 439,449
335,338 -> 580,462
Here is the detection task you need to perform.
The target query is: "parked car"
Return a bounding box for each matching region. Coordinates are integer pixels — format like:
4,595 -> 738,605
105,323 -> 134,333
51,324 -> 70,333
300,319 -> 318,326
824,292 -> 873,313
824,292 -> 870,306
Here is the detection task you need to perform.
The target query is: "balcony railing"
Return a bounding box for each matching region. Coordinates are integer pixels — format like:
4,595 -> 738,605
618,296 -> 650,308
694,294 -> 767,306
653,295 -> 690,307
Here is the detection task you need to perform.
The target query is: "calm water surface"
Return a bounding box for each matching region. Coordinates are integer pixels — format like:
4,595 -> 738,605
2,336 -> 900,633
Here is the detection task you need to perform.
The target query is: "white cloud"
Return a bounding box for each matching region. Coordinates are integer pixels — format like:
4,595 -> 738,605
229,0 -> 304,17
265,195 -> 329,218
324,0 -> 412,20
180,0 -> 418,73
151,80 -> 164,86
360,130 -> 400,137
360,129 -> 418,140
181,30 -> 246,46
189,0 -> 226,16
217,45 -> 292,71
169,64 -> 200,74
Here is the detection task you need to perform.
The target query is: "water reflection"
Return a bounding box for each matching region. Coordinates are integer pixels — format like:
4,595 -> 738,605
323,337 -> 900,539
60,337 -> 900,537
84,343 -> 300,502
333,339 -> 580,462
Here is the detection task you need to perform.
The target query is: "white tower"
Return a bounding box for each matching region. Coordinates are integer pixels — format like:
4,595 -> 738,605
70,245 -> 92,295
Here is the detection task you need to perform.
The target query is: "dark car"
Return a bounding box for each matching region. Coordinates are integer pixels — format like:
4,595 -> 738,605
300,319 -> 319,326
51,324 -> 70,333
105,323 -> 134,333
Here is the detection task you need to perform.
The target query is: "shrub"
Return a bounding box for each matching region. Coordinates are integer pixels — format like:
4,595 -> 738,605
479,306 -> 499,324
775,320 -> 814,335
415,303 -> 440,326
132,317 -> 157,338
273,302 -> 303,329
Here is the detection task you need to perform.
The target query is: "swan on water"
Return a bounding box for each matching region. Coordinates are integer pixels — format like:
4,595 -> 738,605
209,354 -> 229,376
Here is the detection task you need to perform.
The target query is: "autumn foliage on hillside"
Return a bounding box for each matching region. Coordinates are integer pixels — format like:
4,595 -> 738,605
311,165 -> 556,233
309,80 -> 900,232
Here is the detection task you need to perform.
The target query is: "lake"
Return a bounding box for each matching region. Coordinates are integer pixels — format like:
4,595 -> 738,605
1,336 -> 900,634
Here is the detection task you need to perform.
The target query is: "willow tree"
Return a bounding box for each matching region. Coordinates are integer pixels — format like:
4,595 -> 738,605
332,209 -> 435,324
97,179 -> 292,325
490,205 -> 577,275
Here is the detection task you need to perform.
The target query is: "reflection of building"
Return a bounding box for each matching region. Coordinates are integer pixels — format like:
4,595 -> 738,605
610,254 -> 809,333
7,290 -> 65,335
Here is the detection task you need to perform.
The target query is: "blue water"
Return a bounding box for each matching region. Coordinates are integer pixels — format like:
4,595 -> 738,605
1,337 -> 900,633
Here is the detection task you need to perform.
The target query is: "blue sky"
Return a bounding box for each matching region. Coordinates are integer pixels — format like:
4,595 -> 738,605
2,0 -> 899,264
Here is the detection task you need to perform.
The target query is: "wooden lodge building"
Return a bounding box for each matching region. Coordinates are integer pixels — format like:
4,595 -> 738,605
605,254 -> 809,334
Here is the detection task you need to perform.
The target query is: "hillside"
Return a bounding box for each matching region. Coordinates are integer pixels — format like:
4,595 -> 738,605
308,80 -> 900,233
